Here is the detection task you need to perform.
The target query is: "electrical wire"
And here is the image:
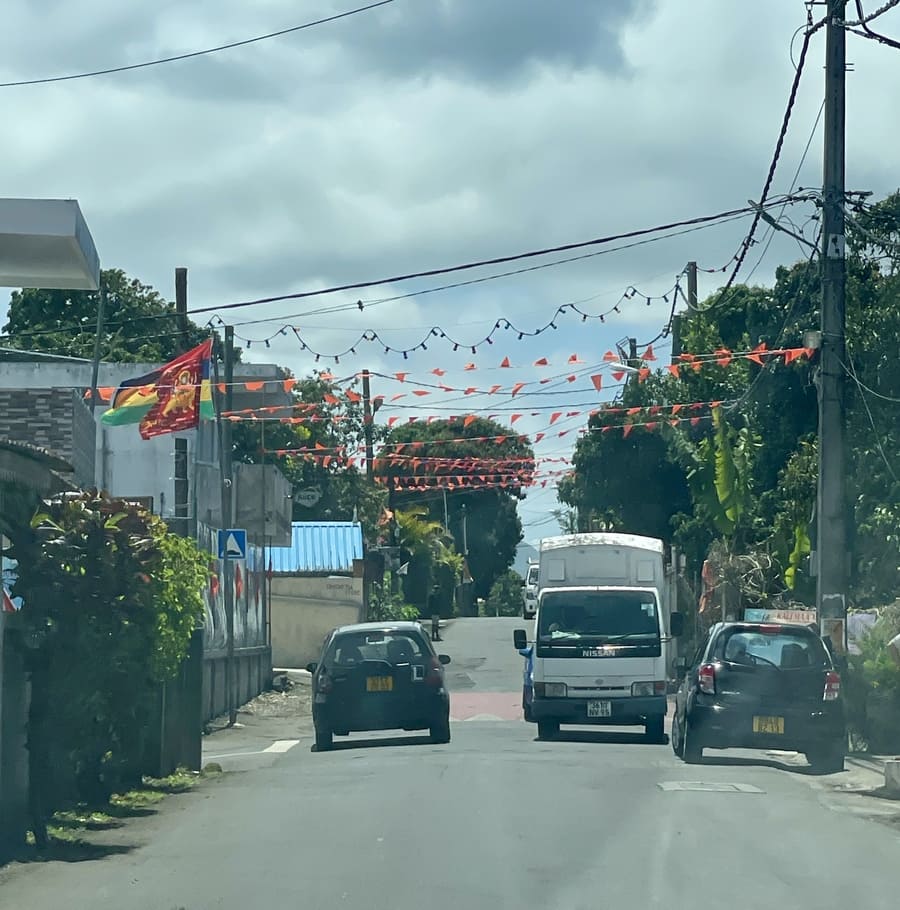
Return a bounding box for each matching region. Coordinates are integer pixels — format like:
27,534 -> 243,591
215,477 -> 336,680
0,1 -> 396,88
694,16 -> 825,314
847,0 -> 900,49
844,353 -> 899,482
186,201 -> 805,317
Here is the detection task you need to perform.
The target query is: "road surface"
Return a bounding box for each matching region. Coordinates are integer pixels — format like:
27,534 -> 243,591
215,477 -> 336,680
2,617 -> 898,909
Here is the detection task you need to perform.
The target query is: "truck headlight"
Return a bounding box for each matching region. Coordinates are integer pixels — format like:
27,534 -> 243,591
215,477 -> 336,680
544,682 -> 567,698
631,681 -> 655,697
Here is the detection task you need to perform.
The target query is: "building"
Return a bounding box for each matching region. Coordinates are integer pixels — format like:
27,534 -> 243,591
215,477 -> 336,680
269,522 -> 366,669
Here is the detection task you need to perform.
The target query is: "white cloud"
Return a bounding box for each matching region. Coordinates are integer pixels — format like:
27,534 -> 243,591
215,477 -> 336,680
2,0 -> 898,532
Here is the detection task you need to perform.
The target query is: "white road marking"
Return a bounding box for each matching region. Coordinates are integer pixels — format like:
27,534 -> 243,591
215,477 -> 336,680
658,781 -> 765,793
263,739 -> 301,753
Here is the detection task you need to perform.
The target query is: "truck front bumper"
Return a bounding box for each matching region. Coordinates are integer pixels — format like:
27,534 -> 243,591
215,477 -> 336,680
531,694 -> 667,726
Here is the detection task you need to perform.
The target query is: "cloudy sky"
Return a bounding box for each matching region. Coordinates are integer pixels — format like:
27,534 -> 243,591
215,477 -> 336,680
2,0 -> 898,537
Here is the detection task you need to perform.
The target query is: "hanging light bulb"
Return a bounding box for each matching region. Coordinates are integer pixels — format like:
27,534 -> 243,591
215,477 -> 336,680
265,339 -> 271,348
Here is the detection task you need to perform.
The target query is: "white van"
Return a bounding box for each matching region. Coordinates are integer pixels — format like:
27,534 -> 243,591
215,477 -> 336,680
513,533 -> 683,742
522,562 -> 539,619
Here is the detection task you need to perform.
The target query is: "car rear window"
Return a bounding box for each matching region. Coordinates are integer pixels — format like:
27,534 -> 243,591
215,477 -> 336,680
329,631 -> 427,668
715,626 -> 830,669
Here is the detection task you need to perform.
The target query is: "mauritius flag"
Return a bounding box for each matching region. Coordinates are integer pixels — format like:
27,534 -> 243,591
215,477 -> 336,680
101,339 -> 215,439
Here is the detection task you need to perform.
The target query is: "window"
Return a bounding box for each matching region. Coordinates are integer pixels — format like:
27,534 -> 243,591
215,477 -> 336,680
330,632 -> 427,667
538,590 -> 659,641
715,627 -> 829,669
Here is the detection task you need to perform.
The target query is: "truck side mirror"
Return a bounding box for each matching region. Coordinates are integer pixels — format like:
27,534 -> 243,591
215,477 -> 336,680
513,629 -> 528,650
674,656 -> 688,675
670,612 -> 685,637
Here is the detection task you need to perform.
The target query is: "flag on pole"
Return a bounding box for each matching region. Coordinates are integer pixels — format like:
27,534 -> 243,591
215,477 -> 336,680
101,340 -> 214,438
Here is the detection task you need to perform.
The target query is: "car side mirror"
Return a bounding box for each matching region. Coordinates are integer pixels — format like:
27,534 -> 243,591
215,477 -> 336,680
305,661 -> 318,674
438,654 -> 451,665
513,629 -> 528,650
670,612 -> 685,637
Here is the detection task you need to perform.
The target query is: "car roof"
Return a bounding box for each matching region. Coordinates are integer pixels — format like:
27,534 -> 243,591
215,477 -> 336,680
710,621 -> 821,636
332,621 -> 426,637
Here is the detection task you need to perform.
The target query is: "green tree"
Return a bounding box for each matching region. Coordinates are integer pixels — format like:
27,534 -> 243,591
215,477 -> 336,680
486,569 -> 525,617
394,506 -> 461,615
379,417 -> 534,598
234,372 -> 387,545
12,491 -> 208,845
3,268 -> 210,361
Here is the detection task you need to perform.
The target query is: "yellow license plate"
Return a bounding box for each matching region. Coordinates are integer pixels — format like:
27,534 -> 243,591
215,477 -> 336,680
753,715 -> 784,734
366,676 -> 393,692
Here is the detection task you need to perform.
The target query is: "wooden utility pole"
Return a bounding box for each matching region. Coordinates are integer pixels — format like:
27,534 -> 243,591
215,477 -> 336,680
174,268 -> 190,538
816,0 -> 849,647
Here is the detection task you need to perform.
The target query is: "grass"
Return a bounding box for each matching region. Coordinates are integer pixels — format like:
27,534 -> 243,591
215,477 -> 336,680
20,766 -> 223,861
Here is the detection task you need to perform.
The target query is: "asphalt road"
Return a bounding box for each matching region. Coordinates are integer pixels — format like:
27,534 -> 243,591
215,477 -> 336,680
2,617 -> 899,909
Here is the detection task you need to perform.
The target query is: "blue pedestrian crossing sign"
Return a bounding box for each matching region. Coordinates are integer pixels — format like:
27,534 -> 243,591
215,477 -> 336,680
218,528 -> 247,560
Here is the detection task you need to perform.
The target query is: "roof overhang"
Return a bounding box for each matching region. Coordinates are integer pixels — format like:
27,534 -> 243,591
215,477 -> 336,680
0,198 -> 100,290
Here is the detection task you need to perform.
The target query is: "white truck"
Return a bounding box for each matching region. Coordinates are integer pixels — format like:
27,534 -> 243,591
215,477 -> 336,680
513,533 -> 683,742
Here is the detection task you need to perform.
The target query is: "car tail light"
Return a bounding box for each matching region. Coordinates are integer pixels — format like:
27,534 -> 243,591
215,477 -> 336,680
824,670 -> 841,701
316,672 -> 333,695
425,656 -> 443,687
698,663 -> 716,695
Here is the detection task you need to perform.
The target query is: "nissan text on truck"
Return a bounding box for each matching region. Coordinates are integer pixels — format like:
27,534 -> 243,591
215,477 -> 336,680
513,533 -> 683,742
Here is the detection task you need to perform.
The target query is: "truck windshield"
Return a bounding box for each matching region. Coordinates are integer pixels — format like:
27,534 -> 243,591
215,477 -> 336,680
538,590 -> 659,643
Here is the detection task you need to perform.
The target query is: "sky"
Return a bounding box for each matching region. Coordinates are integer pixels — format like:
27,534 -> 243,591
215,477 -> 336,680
2,0 -> 899,538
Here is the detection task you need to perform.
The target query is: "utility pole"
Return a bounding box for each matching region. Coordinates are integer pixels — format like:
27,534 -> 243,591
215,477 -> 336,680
672,260 -> 697,361
361,369 -> 375,482
816,0 -> 849,649
89,278 -> 106,415
174,268 -> 190,539
222,325 -> 237,725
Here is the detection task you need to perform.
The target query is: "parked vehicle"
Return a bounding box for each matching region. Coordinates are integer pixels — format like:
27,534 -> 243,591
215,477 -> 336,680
513,533 -> 683,742
519,645 -> 534,721
670,621 -> 846,772
307,622 -> 452,752
522,562 -> 539,619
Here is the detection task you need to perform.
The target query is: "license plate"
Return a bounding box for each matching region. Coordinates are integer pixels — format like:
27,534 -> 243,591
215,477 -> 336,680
752,715 -> 784,734
587,700 -> 612,718
366,676 -> 393,692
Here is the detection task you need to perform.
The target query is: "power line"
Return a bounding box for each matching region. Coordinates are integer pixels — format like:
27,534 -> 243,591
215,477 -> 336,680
844,353 -> 899,482
696,16 -> 825,313
186,201 -> 804,317
0,1 -> 396,88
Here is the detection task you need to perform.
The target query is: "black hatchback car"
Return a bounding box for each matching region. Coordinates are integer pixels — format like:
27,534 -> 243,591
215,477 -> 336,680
307,622 -> 452,752
671,622 -> 846,772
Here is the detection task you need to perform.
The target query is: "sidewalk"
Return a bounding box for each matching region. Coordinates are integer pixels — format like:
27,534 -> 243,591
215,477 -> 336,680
201,671 -> 313,771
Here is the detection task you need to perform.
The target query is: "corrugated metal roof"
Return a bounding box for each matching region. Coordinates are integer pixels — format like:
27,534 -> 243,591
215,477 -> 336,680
268,521 -> 364,574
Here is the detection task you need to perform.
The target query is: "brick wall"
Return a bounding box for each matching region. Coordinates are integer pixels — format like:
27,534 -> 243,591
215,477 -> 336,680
0,389 -> 95,487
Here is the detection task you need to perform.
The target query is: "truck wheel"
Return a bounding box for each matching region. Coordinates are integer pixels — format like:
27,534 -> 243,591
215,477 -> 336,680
537,720 -> 559,740
645,716 -> 665,743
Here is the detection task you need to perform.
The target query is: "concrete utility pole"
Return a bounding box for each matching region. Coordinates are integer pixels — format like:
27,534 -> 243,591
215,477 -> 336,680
816,0 -> 849,648
671,261 -> 696,362
89,278 -> 106,416
361,369 -> 375,482
223,325 -> 237,725
174,268 -> 190,539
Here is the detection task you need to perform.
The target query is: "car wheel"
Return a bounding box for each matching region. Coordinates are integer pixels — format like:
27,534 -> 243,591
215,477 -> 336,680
430,714 -> 451,744
671,712 -> 685,758
806,741 -> 845,774
537,720 -> 559,740
682,718 -> 703,764
645,716 -> 665,743
314,722 -> 333,752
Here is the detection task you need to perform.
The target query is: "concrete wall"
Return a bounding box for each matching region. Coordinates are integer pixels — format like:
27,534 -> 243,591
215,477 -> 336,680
271,575 -> 364,669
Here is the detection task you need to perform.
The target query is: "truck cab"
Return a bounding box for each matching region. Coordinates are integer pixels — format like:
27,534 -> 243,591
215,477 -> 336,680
513,533 -> 683,742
